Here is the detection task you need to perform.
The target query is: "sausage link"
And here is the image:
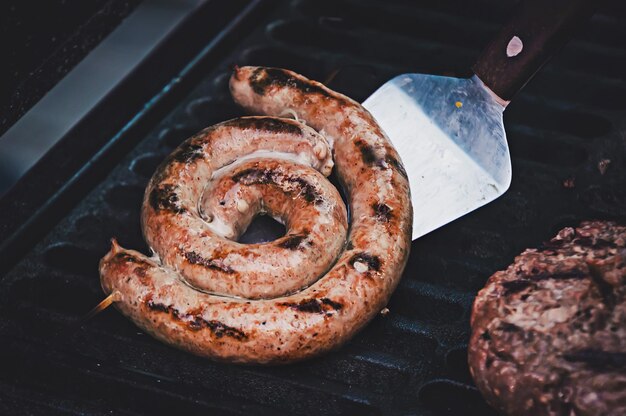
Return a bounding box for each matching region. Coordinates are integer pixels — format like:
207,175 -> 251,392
99,67 -> 412,364
142,116 -> 345,299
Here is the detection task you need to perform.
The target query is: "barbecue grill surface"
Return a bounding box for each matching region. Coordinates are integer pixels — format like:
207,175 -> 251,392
1,0 -> 626,414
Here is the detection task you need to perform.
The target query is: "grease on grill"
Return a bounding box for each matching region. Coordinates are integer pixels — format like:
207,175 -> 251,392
146,300 -> 246,340
184,251 -> 234,274
249,67 -> 331,98
149,184 -> 186,214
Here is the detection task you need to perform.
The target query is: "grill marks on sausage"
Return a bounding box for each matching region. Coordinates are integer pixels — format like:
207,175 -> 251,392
277,233 -> 308,250
249,67 -> 332,98
250,68 -> 409,182
385,156 -> 408,179
372,202 -> 393,222
279,297 -> 343,313
111,253 -> 151,281
223,117 -> 303,136
149,184 -> 186,214
232,167 -> 322,204
146,300 -> 247,340
289,177 -> 321,204
349,252 -> 382,272
184,251 -> 234,274
193,320 -> 247,340
146,300 -> 169,313
156,116 -> 306,177
354,139 -> 378,165
113,252 -> 150,266
281,299 -> 321,313
151,159 -> 174,184
354,139 -> 408,179
320,298 -> 343,310
170,141 -> 203,164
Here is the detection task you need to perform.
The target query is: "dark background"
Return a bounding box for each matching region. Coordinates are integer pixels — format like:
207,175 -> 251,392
0,0 -> 140,136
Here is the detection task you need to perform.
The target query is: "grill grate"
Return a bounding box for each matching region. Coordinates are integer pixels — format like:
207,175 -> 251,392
1,0 -> 626,414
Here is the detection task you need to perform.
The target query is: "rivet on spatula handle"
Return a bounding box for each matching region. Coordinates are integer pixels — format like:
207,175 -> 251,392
472,0 -> 598,102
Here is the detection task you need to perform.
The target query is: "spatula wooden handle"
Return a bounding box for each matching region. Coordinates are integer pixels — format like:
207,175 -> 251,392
472,0 -> 598,102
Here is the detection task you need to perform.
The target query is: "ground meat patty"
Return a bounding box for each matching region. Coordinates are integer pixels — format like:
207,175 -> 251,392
469,221 -> 626,415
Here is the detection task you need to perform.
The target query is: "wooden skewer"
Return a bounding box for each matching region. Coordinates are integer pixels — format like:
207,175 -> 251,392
79,291 -> 121,325
50,291 -> 122,343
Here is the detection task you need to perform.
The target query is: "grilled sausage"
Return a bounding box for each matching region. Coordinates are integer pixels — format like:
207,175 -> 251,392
141,116 -> 345,299
99,66 -> 412,364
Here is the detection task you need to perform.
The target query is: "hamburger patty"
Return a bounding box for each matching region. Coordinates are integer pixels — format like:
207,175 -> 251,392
469,221 -> 626,416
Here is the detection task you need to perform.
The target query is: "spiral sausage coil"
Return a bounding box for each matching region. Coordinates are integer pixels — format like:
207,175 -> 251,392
100,67 -> 412,364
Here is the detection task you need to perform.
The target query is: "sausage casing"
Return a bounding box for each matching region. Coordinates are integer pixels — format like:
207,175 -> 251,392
99,67 -> 412,364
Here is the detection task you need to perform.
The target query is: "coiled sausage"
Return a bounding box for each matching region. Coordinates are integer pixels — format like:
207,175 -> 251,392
99,66 -> 412,364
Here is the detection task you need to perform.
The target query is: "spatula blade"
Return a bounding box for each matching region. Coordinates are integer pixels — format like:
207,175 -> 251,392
363,74 -> 512,240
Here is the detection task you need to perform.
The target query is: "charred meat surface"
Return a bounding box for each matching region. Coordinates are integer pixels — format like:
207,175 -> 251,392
469,221 -> 626,416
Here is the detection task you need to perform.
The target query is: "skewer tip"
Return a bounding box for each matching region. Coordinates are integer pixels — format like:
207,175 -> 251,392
80,291 -> 122,324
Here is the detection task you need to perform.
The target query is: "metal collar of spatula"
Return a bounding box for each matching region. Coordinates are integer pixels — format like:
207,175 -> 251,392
363,0 -> 598,240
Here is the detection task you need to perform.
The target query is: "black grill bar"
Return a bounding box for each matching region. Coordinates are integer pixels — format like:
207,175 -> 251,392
0,0 -> 269,276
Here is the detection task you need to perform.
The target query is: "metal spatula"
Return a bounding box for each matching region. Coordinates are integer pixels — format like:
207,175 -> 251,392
363,0 -> 597,240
